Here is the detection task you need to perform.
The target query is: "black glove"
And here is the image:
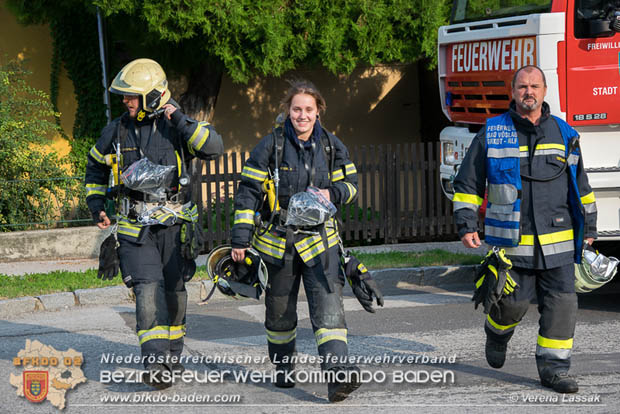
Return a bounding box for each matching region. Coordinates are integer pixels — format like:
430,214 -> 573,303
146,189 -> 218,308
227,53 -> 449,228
344,253 -> 384,313
472,248 -> 518,315
180,221 -> 205,260
98,234 -> 120,281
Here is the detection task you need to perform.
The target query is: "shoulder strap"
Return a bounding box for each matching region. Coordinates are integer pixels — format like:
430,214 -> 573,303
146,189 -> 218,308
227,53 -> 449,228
321,128 -> 335,173
268,127 -> 285,173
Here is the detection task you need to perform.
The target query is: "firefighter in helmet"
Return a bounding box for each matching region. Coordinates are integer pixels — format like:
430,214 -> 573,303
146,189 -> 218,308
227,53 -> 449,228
85,58 -> 223,389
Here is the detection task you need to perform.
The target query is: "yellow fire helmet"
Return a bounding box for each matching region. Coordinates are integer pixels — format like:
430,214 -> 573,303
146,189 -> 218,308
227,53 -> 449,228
109,58 -> 170,116
205,245 -> 268,300
575,241 -> 619,293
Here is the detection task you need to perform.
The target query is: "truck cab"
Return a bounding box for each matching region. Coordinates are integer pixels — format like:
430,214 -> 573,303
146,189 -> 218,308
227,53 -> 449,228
438,0 -> 620,239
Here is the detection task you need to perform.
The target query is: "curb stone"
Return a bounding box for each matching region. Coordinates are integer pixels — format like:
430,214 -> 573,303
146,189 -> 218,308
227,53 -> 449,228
0,266 -> 476,318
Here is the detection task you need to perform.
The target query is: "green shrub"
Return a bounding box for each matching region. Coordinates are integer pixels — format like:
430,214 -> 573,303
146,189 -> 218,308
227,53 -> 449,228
0,59 -> 71,230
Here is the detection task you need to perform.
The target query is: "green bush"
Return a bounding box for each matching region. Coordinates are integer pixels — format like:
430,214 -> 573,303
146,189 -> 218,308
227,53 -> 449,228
0,59 -> 71,230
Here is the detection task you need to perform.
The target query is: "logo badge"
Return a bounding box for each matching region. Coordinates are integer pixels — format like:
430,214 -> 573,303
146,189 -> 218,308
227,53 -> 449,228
137,110 -> 146,121
23,371 -> 48,403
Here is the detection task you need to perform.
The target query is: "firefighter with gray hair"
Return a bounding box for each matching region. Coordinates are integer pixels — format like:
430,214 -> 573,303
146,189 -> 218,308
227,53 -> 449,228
85,58 -> 223,389
452,65 -> 597,393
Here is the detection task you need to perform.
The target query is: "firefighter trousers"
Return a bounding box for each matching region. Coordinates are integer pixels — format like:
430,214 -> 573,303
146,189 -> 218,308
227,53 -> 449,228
118,224 -> 192,367
264,246 -> 348,370
484,263 -> 577,379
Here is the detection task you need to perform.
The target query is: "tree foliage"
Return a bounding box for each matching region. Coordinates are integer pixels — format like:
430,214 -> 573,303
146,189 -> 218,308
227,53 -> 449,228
0,59 -> 73,229
96,0 -> 450,82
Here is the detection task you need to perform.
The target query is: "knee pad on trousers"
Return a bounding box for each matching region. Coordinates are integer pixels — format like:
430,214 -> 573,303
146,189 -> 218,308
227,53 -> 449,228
166,290 -> 188,326
134,282 -> 168,331
539,292 -> 577,340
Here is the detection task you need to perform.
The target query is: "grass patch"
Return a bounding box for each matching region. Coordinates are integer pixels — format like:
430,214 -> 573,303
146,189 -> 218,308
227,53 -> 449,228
0,249 -> 482,299
351,249 -> 483,269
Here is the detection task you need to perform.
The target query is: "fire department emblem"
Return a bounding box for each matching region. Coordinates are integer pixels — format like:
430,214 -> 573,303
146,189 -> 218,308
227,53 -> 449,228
23,371 -> 48,403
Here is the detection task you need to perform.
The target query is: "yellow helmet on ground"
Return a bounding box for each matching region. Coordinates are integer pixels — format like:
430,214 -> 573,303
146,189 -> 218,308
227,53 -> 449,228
575,242 -> 619,293
109,58 -> 170,113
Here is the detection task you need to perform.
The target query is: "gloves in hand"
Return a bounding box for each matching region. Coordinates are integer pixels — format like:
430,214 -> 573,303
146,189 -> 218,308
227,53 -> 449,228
98,234 -> 120,281
472,247 -> 518,315
344,252 -> 384,313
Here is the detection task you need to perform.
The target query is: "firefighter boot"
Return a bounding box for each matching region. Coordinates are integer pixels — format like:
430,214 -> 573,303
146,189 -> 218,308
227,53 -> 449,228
485,337 -> 507,369
327,366 -> 361,403
275,363 -> 295,388
143,363 -> 173,390
541,371 -> 579,393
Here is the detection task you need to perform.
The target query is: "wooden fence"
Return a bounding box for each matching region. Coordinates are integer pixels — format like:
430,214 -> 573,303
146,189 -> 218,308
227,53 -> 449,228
191,142 -> 458,251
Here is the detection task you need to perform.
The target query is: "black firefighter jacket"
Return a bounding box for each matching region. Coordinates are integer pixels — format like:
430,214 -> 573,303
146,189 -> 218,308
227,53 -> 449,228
231,125 -> 358,267
453,102 -> 597,269
85,102 -> 223,239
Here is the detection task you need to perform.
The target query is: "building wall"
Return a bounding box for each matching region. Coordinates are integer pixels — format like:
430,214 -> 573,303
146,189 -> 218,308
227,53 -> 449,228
0,0 -> 76,157
211,63 -> 421,152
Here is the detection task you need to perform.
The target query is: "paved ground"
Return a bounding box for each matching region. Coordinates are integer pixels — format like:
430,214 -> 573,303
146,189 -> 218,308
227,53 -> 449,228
0,241 -> 476,276
2,276 -> 619,414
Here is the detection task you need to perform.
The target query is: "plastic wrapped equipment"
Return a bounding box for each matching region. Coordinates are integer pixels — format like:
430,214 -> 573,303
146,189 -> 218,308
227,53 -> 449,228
284,186 -> 337,227
120,158 -> 176,199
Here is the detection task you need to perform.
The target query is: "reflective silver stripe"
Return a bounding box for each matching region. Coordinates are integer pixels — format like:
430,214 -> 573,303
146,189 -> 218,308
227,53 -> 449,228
453,201 -> 480,212
344,163 -> 357,176
266,328 -> 296,344
487,183 -> 518,204
583,203 -> 597,214
85,183 -> 107,197
344,182 -> 357,203
485,225 -> 519,241
331,169 -> 345,182
533,149 -> 565,157
315,328 -> 347,345
519,151 -> 528,158
503,244 -> 535,257
485,316 -> 519,336
487,147 -> 520,158
486,210 -> 521,221
118,219 -> 142,238
541,240 -> 574,256
567,154 -> 579,165
536,345 -> 571,360
241,166 -> 268,181
189,122 -> 210,150
485,210 -> 520,223
234,209 -> 254,225
89,146 -> 106,164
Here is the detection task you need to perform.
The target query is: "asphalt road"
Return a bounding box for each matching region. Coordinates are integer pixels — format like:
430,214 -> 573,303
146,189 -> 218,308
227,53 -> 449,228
2,281 -> 619,414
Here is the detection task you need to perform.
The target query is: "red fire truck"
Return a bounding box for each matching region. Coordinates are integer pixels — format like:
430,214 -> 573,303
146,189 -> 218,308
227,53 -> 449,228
438,0 -> 620,239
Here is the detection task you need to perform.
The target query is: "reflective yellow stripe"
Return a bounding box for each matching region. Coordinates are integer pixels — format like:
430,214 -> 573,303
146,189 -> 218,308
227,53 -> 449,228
538,229 -> 573,245
85,183 -> 107,197
581,191 -> 596,204
137,325 -> 169,345
536,143 -> 565,151
241,166 -> 268,182
519,146 -> 528,152
189,122 -> 210,150
357,263 -> 367,273
344,163 -> 357,176
169,325 -> 186,340
344,182 -> 357,203
537,335 -> 573,349
519,235 -> 535,245
453,193 -> 484,206
266,328 -> 296,344
331,169 -> 345,182
175,151 -> 182,178
118,219 -> 142,238
487,314 -> 520,331
234,209 -> 255,225
89,146 -> 106,164
315,328 -> 347,346
178,204 -> 199,222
